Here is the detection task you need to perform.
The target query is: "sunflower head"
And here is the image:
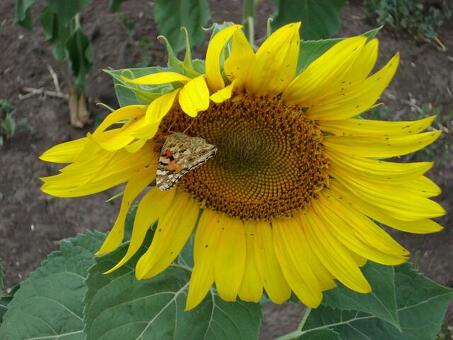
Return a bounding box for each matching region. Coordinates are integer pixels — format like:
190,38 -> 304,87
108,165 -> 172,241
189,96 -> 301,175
40,22 -> 445,311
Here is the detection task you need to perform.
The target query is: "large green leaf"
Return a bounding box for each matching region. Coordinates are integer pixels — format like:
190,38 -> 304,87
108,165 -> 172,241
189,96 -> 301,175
154,0 -> 210,53
272,0 -> 346,40
84,235 -> 262,340
322,262 -> 399,328
285,263 -> 453,340
66,29 -> 93,91
0,232 -> 104,340
15,0 -> 37,29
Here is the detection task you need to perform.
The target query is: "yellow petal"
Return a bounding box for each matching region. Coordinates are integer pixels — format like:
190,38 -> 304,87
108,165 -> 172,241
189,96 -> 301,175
332,168 -> 446,221
253,221 -> 291,304
41,142 -> 157,198
121,71 -> 190,85
178,75 -> 210,117
283,36 -> 367,104
238,222 -> 263,303
326,149 -> 432,180
272,219 -> 323,307
186,209 -> 223,310
135,192 -> 199,279
282,217 -> 336,291
306,54 -> 400,120
330,182 -> 444,234
214,216 -> 246,302
205,24 -> 242,91
274,219 -> 322,291
105,187 -> 176,273
210,80 -> 236,104
346,38 -> 379,83
319,193 -> 409,259
131,89 -> 180,139
399,176 -> 441,197
40,137 -> 88,163
145,89 -> 179,124
94,105 -> 146,135
224,30 -> 255,86
302,210 -> 372,293
324,130 -> 441,158
125,139 -> 147,153
96,167 -> 156,256
248,22 -> 301,95
320,116 -> 435,137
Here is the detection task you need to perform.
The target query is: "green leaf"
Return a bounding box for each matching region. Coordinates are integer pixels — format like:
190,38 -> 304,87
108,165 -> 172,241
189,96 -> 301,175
1,113 -> 17,140
154,0 -> 210,53
84,236 -> 262,340
15,0 -> 37,30
66,29 -> 93,91
47,0 -> 91,24
0,232 -> 104,340
272,0 -> 346,40
40,6 -> 71,61
109,0 -> 125,12
294,263 -> 453,340
322,262 -> 399,328
298,27 -> 382,71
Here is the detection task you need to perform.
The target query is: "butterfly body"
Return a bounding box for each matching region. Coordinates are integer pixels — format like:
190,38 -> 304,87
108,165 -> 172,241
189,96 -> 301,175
156,132 -> 217,191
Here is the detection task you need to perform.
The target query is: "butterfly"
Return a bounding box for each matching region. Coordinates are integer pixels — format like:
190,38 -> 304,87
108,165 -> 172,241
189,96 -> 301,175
156,132 -> 217,191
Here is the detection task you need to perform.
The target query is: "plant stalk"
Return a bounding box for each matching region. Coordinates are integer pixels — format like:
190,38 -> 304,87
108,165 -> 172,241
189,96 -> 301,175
243,0 -> 258,46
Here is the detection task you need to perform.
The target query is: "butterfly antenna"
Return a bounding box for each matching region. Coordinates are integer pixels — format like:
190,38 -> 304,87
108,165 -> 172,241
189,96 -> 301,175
182,120 -> 195,134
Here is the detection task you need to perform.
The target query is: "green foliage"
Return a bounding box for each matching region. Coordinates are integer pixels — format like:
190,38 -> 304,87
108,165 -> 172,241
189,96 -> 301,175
15,0 -> 93,93
322,263 -> 399,328
66,29 -> 93,90
365,0 -> 453,40
154,0 -> 210,53
0,232 -> 104,339
0,100 -> 27,146
280,263 -> 453,340
84,232 -> 262,340
15,0 -> 36,29
272,0 -> 346,40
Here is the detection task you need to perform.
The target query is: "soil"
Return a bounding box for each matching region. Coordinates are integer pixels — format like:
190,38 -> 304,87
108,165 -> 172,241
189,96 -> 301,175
0,0 -> 452,339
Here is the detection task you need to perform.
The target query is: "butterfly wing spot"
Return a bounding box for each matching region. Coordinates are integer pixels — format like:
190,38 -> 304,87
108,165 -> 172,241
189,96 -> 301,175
156,132 -> 217,191
166,160 -> 183,173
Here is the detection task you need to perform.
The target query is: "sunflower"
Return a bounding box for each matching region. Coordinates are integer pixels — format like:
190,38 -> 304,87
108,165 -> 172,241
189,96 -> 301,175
40,22 -> 445,310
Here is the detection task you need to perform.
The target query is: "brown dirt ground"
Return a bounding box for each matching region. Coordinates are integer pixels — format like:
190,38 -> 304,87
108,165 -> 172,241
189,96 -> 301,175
0,0 -> 452,339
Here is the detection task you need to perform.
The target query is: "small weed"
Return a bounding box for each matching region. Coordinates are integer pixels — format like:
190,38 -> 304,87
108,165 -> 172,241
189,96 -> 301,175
0,100 -> 28,146
365,0 -> 453,42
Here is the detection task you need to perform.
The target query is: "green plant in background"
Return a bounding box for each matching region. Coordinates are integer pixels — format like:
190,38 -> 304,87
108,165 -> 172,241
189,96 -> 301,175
0,100 -> 28,146
15,0 -> 93,127
365,0 -> 453,47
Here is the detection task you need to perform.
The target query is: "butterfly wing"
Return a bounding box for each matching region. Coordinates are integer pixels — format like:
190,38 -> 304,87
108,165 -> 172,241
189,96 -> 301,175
156,133 -> 217,191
